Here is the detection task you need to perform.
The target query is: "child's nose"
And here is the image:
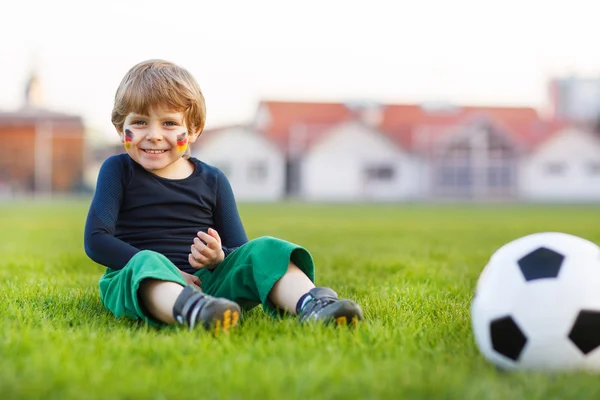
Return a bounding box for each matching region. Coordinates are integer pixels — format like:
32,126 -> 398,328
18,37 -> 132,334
146,127 -> 163,141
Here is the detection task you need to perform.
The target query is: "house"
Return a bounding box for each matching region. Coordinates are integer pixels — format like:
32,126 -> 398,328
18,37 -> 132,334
254,100 -> 355,197
519,126 -> 600,202
203,98 -> 600,203
379,104 -> 547,200
193,125 -> 286,201
256,100 -> 547,201
0,73 -> 86,196
298,121 -> 424,201
548,76 -> 600,123
0,108 -> 85,195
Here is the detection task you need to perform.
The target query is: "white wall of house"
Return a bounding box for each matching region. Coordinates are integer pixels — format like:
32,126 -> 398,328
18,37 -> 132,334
427,121 -> 522,199
519,128 -> 600,201
299,122 -> 424,201
194,127 -> 285,202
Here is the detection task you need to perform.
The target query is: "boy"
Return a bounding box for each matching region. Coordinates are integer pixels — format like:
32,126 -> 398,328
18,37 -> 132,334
84,59 -> 363,331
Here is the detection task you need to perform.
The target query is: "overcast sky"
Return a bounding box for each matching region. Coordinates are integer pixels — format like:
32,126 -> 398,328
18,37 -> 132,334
1,0 -> 598,139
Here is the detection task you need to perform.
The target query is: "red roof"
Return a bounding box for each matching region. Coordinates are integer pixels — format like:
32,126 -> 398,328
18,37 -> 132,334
258,100 -> 552,153
381,105 -> 547,152
0,107 -> 83,125
257,100 -> 353,151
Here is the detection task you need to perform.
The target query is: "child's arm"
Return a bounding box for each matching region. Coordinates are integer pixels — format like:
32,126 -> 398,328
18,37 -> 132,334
84,156 -> 140,269
212,168 -> 248,256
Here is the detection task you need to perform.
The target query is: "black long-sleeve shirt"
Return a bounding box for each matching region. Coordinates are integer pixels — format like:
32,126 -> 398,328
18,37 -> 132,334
84,154 -> 248,273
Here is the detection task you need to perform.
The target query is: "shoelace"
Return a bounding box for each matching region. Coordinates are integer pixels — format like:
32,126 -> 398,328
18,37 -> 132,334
176,292 -> 207,328
187,295 -> 209,329
300,295 -> 338,321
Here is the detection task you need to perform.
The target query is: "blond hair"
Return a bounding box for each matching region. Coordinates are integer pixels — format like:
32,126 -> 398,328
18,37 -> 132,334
111,59 -> 206,136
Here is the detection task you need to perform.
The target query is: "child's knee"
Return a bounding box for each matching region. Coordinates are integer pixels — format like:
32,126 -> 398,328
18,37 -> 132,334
251,236 -> 283,246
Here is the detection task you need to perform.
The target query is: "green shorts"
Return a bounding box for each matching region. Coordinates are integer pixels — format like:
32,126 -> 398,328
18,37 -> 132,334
98,236 -> 315,326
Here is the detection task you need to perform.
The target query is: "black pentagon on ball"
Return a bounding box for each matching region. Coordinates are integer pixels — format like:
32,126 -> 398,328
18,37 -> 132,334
568,310 -> 600,355
490,316 -> 527,361
517,247 -> 565,281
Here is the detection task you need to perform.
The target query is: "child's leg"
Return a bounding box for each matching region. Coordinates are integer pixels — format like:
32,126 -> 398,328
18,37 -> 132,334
268,261 -> 315,315
268,260 -> 364,326
295,287 -> 364,326
196,236 -> 315,315
198,236 -> 363,325
138,279 -> 184,324
99,250 -> 240,330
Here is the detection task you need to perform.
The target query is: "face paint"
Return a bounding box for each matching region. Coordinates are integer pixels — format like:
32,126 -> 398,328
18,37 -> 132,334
176,132 -> 188,152
124,129 -> 134,150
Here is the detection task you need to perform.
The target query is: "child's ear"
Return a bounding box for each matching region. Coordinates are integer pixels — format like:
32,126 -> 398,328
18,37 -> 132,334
116,127 -> 125,142
188,128 -> 202,143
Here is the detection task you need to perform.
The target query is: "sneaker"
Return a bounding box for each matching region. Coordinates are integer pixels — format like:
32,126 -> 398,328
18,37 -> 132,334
173,285 -> 241,333
298,287 -> 363,327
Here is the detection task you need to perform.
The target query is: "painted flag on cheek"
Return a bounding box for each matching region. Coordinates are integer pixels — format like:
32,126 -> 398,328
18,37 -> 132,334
124,129 -> 134,150
176,132 -> 188,152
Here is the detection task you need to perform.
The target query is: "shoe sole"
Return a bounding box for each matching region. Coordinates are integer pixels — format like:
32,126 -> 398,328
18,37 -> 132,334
213,308 -> 241,334
325,300 -> 364,328
335,315 -> 360,328
202,302 -> 242,333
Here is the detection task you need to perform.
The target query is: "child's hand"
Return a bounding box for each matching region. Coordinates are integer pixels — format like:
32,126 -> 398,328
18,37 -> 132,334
188,228 -> 225,270
180,270 -> 202,290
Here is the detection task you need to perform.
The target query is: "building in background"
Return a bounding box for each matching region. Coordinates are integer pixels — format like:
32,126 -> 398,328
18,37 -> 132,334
0,73 -> 85,196
298,121 -> 423,201
520,126 -> 600,201
194,125 -> 286,201
253,100 -> 354,198
549,76 -> 600,123
249,100 -> 555,202
86,94 -> 600,203
10,69 -> 596,203
381,104 -> 547,201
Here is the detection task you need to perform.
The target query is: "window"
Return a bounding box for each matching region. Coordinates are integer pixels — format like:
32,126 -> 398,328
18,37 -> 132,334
438,168 -> 455,186
247,160 -> 268,183
544,162 -> 566,175
488,166 -> 512,187
446,142 -> 470,159
488,145 -> 513,161
437,164 -> 471,188
364,165 -> 396,181
587,162 -> 600,176
454,166 -> 472,187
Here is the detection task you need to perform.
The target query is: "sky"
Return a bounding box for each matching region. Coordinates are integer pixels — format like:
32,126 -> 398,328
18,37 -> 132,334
1,0 -> 599,141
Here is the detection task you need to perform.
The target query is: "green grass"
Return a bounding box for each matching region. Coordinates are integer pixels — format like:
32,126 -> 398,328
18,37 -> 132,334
2,200 -> 600,399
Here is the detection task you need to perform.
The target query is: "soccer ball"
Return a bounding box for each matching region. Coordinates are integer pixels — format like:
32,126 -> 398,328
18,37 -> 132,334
471,232 -> 600,371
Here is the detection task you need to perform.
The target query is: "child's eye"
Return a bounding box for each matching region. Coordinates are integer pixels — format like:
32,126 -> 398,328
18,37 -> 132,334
132,120 -> 146,125
164,121 -> 177,127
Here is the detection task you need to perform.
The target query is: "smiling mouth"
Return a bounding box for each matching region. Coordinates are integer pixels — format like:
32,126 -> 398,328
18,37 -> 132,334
143,149 -> 168,154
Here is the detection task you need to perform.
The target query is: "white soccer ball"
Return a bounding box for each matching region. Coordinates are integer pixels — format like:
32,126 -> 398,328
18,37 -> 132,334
471,232 -> 600,371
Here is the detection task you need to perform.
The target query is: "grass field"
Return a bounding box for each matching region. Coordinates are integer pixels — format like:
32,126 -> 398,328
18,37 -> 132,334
2,200 -> 600,400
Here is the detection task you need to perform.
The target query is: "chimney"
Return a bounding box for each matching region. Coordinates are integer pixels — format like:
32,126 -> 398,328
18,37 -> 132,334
25,72 -> 44,109
345,100 -> 384,127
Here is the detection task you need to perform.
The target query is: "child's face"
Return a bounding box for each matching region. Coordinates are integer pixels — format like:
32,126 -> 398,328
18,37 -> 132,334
119,107 -> 200,178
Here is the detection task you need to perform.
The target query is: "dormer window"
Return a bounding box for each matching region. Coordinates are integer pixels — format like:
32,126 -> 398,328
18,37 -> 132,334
545,162 -> 566,175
